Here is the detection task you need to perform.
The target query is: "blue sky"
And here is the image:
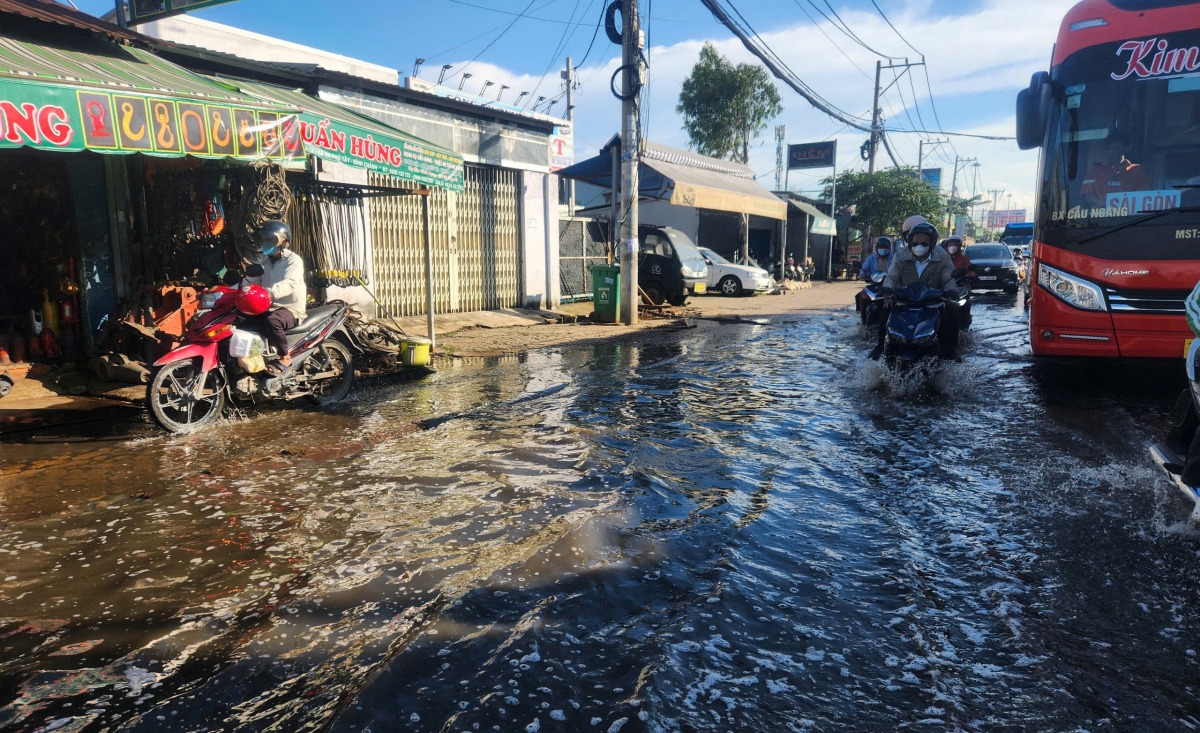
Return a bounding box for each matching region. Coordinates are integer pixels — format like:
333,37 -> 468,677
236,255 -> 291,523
75,0 -> 1075,216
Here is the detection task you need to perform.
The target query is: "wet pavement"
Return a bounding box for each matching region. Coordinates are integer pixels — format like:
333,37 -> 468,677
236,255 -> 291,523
3,290 -> 1200,732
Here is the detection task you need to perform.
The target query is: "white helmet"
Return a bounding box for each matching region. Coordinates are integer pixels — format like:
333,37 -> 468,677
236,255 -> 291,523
901,215 -> 929,241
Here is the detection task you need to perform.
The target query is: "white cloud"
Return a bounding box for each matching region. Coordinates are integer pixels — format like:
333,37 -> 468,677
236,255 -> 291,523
434,0 -> 1075,219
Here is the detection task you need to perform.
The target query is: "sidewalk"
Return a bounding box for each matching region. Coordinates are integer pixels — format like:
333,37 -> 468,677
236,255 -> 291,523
434,280 -> 860,358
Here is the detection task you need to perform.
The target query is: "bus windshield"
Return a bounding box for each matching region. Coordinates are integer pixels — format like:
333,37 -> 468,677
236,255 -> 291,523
1038,30 -> 1200,257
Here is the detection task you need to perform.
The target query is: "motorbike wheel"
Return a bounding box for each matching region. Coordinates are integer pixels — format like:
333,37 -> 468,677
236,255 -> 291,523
148,359 -> 225,433
304,339 -> 355,406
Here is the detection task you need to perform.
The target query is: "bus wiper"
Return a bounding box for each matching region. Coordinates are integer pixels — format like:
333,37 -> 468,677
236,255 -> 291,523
1075,206 -> 1200,244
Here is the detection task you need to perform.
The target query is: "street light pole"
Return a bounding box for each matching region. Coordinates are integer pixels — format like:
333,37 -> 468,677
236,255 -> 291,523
618,0 -> 642,325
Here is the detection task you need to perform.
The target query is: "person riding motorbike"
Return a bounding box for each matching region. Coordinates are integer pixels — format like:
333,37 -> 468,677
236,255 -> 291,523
245,220 -> 306,369
856,236 -> 893,318
870,221 -> 963,361
941,235 -> 973,275
899,215 -> 929,248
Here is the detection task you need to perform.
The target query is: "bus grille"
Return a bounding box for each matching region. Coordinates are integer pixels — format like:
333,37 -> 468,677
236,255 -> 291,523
1104,287 -> 1190,315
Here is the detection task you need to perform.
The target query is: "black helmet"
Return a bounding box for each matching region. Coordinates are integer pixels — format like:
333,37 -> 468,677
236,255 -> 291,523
258,220 -> 291,253
907,222 -> 939,246
876,236 -> 893,250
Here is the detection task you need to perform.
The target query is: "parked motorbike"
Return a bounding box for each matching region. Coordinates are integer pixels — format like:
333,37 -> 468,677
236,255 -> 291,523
147,275 -> 356,433
1150,339 -> 1200,520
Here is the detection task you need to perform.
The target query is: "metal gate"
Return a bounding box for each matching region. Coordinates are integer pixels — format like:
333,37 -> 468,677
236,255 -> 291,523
369,165 -> 520,316
559,217 -> 610,301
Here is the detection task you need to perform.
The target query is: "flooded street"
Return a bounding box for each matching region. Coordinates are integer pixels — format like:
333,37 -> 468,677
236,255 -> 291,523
4,292 -> 1200,732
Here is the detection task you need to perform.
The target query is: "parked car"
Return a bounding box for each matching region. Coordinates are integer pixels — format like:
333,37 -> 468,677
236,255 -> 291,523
698,247 -> 774,296
964,243 -> 1020,294
638,226 -> 708,305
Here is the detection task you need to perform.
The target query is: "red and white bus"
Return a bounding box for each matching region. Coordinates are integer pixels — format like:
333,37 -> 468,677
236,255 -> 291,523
1017,0 -> 1200,358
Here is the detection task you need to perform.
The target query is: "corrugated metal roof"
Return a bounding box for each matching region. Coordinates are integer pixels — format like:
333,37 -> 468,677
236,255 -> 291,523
0,31 -> 277,105
641,139 -> 756,180
0,0 -> 142,43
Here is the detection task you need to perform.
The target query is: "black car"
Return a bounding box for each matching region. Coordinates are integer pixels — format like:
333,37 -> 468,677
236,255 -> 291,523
964,244 -> 1019,294
638,226 -> 708,306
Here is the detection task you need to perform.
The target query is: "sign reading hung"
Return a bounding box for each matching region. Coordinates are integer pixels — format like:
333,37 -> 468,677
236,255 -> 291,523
787,141 -> 837,170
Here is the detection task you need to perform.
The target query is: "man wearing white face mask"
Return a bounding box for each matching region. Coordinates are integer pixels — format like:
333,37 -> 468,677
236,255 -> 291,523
870,221 -> 961,360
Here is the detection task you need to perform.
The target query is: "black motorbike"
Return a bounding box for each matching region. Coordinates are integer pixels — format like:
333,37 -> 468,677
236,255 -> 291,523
1150,340 -> 1200,520
859,272 -> 887,331
883,282 -> 947,368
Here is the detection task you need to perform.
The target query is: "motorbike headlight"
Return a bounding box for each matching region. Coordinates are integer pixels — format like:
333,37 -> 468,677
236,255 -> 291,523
1037,263 -> 1106,311
912,334 -> 935,346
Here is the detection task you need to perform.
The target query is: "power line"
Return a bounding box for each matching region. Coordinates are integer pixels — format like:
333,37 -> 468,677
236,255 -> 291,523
526,0 -> 593,102
883,127 -> 1015,141
450,0 -> 542,83
869,0 -> 921,57
789,0 -> 872,81
823,0 -> 894,58
698,0 -> 872,132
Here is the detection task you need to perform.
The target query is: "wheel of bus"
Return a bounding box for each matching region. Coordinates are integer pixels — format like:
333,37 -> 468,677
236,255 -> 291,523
148,359 -> 225,433
304,339 -> 355,406
719,275 -> 743,297
642,282 -> 666,306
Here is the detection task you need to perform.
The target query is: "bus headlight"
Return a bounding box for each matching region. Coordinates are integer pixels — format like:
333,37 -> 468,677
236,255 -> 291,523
1037,263 -> 1106,311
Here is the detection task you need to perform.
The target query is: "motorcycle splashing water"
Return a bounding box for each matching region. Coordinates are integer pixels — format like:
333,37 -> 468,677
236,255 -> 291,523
147,282 -> 356,434
859,273 -> 887,337
883,282 -> 947,370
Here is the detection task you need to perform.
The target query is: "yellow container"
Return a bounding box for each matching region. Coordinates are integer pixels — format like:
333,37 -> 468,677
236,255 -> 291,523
400,337 -> 432,367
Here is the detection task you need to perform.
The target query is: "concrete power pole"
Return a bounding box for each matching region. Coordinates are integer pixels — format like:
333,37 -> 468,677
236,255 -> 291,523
618,0 -> 642,325
987,188 -> 1004,234
775,125 -> 785,192
563,57 -> 576,216
862,59 -> 883,261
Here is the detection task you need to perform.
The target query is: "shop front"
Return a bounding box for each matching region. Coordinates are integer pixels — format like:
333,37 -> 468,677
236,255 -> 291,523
0,15 -> 464,377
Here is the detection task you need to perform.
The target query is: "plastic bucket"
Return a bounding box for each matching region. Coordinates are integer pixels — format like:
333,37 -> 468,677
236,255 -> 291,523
400,337 -> 432,367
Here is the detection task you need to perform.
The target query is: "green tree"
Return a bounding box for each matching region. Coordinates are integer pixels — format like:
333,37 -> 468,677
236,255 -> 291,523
677,43 -> 782,164
823,167 -> 942,236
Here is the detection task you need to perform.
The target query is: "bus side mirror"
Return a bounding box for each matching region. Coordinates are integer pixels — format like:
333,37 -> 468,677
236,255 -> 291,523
1016,71 -> 1053,150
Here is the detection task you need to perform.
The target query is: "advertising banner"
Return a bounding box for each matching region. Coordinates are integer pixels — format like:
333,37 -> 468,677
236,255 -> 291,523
297,114 -> 464,191
921,167 -> 942,191
787,141 -> 837,170
0,78 -> 302,162
550,123 -> 574,173
987,209 -> 1027,228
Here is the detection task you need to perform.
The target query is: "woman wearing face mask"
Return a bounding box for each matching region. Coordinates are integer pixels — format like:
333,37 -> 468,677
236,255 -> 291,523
941,235 -> 973,275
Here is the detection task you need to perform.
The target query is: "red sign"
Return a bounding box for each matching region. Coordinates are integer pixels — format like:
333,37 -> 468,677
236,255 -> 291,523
987,210 -> 1026,228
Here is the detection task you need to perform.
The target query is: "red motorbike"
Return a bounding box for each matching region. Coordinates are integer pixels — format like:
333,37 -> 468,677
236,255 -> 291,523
148,276 -> 356,433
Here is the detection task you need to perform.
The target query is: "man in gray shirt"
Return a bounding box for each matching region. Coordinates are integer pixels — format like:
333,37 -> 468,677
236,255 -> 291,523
248,220 -> 306,367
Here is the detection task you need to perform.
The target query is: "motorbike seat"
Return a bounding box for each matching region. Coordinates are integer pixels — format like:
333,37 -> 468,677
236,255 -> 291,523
285,304 -> 341,335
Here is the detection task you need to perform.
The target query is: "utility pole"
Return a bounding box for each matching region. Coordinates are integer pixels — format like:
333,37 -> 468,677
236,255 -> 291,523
988,188 -> 1004,234
862,59 -> 883,261
563,57 -> 576,216
774,125 -> 785,192
618,0 -> 642,326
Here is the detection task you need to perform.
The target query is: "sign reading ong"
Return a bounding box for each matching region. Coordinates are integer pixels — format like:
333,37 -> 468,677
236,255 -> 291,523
0,78 -> 302,162
787,141 -> 836,170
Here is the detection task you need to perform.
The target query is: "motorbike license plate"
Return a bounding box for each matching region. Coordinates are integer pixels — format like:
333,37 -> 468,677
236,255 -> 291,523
979,276 -> 997,281
1186,338 -> 1194,358
693,283 -> 707,294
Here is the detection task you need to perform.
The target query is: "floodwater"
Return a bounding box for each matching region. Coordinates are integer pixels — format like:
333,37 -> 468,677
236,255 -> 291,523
3,291 -> 1200,732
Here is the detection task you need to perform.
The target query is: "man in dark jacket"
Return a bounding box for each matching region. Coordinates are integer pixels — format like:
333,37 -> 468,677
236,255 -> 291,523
870,222 -> 962,360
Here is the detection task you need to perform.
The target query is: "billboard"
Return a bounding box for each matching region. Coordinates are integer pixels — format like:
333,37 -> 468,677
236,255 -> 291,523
921,167 -> 942,191
987,210 -> 1027,228
550,123 -> 574,172
129,0 -> 241,23
787,141 -> 836,169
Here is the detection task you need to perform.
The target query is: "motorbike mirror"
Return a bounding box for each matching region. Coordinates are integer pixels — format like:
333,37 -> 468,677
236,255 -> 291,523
245,263 -> 265,278
950,267 -> 967,279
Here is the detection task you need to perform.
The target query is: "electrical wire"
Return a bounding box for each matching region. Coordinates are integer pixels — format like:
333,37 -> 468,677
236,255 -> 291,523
869,0 -> 921,57
790,0 -> 872,81
527,0 -> 593,102
450,0 -> 541,84
821,0 -> 894,58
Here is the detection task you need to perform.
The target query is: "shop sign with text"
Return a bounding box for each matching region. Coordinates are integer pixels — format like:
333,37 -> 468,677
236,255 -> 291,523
0,78 -> 302,162
297,115 -> 464,192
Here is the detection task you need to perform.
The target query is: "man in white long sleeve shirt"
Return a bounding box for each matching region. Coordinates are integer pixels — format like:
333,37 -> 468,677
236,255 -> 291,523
249,220 -> 306,367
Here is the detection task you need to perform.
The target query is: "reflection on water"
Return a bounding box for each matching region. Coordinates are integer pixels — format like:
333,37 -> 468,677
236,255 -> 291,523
2,292 -> 1199,732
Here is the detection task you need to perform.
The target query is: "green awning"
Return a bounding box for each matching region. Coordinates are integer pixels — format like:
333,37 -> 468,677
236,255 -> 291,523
0,31 -> 304,164
231,79 -> 465,193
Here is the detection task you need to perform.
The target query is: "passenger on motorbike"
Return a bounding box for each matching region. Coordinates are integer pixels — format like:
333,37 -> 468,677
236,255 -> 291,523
899,215 -> 929,248
870,221 -> 963,361
245,220 -> 306,368
856,236 -> 893,318
940,235 -> 973,334
941,235 -> 972,275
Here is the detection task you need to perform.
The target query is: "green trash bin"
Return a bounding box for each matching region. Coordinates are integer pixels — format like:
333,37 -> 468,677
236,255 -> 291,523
589,264 -> 620,323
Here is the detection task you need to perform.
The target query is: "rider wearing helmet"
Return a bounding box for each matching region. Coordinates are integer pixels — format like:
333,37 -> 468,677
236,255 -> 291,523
941,235 -> 972,274
870,221 -> 963,360
247,220 -> 306,367
856,236 -> 894,319
900,215 -> 929,247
